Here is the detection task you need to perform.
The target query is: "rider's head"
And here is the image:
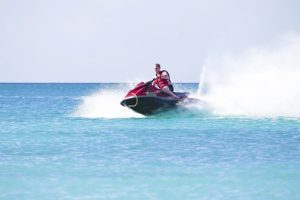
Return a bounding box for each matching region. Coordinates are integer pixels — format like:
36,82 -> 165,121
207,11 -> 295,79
154,63 -> 161,74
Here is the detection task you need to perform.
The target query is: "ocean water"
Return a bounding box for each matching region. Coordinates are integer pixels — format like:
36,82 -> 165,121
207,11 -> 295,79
1,83 -> 300,200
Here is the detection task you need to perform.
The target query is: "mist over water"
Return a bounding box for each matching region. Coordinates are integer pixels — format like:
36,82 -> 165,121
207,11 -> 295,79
201,33 -> 300,118
73,83 -> 205,118
73,84 -> 144,118
73,34 -> 300,119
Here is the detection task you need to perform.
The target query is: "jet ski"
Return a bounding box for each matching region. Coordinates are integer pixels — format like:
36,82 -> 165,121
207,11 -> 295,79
120,80 -> 199,115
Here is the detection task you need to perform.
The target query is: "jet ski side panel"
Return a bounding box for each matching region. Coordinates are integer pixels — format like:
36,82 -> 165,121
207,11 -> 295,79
121,96 -> 178,115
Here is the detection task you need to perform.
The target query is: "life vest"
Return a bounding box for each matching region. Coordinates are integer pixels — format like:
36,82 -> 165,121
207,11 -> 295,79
155,70 -> 172,89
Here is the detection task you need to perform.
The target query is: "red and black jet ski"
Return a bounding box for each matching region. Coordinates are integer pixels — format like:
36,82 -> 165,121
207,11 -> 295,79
121,80 -> 197,115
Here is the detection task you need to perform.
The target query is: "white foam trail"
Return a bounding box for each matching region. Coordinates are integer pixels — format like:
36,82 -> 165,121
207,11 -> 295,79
202,32 -> 300,118
73,83 -> 212,118
197,65 -> 206,97
73,85 -> 143,119
173,85 -> 212,115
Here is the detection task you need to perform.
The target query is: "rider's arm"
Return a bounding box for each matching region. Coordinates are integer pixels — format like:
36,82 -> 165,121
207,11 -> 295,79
152,78 -> 157,86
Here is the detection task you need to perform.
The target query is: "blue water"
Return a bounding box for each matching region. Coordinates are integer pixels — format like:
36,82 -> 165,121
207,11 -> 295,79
1,83 -> 300,200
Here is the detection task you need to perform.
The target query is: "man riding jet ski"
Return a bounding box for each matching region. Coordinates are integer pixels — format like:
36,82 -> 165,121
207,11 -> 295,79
121,63 -> 197,115
152,63 -> 180,100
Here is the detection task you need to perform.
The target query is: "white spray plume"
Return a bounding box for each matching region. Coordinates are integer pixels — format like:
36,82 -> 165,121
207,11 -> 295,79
202,32 -> 300,118
73,85 -> 143,119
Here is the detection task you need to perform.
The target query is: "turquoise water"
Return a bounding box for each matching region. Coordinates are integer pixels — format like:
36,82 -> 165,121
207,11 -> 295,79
1,83 -> 300,199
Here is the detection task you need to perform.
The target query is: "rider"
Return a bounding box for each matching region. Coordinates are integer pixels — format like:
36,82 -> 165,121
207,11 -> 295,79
152,63 -> 179,99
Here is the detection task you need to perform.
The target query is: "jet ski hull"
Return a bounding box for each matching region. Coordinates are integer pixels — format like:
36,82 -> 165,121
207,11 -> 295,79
121,96 -> 178,115
120,81 -> 198,115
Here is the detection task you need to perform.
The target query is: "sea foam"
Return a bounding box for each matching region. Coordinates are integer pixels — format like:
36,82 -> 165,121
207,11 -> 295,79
73,83 -> 143,119
200,33 -> 300,118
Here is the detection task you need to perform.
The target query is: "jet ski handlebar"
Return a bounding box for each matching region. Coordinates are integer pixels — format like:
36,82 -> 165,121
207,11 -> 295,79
145,78 -> 156,86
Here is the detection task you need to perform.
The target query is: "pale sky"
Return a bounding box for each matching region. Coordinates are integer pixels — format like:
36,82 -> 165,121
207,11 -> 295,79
0,0 -> 299,82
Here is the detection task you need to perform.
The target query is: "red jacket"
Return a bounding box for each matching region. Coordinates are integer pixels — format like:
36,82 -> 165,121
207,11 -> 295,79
154,70 -> 172,89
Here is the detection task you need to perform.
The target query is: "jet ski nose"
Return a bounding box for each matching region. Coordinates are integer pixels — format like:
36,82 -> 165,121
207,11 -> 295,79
120,100 -> 125,106
121,96 -> 139,108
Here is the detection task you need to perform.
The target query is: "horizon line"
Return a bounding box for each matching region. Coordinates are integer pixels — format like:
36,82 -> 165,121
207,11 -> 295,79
0,81 -> 200,84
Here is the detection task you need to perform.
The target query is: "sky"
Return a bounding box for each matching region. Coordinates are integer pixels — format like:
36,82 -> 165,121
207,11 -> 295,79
0,0 -> 299,82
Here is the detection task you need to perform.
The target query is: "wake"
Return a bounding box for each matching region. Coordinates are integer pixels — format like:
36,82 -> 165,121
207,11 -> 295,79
200,33 -> 300,118
72,83 -> 208,119
72,84 -> 143,118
